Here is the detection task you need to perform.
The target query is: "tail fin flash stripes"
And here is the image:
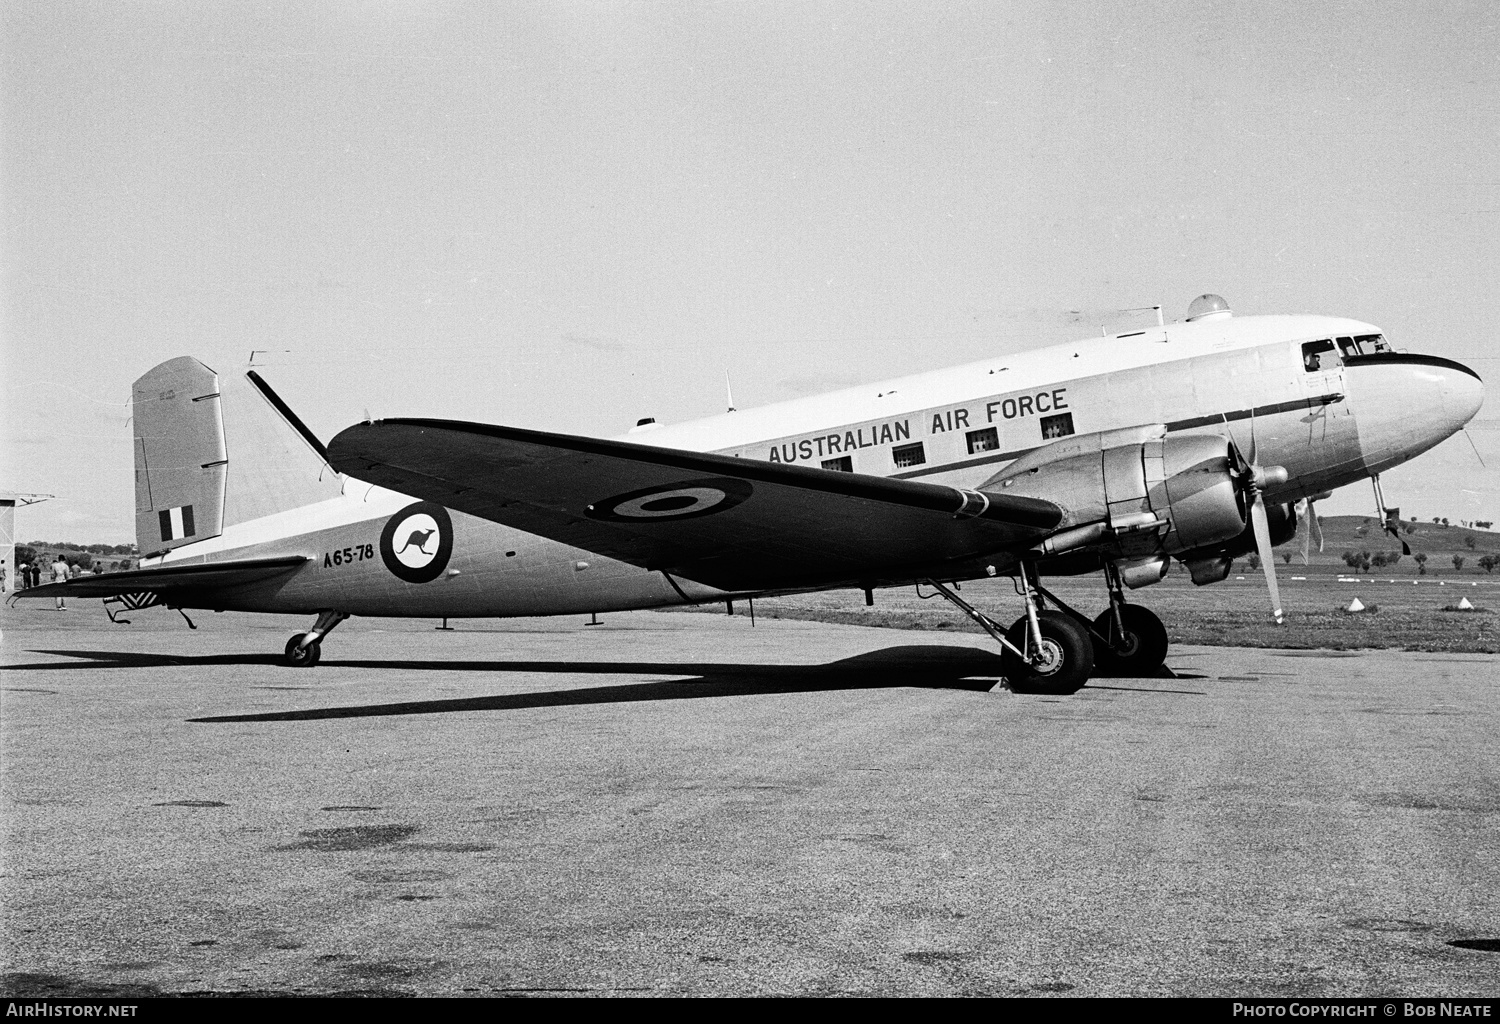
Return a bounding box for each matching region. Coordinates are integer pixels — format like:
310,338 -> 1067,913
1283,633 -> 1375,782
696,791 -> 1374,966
158,505 -> 196,542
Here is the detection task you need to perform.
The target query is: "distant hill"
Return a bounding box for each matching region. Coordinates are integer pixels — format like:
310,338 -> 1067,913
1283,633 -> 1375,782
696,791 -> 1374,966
1253,515 -> 1500,576
13,540 -> 137,573
22,541 -> 137,556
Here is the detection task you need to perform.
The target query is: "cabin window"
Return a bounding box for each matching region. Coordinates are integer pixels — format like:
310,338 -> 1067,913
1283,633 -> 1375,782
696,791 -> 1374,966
821,456 -> 852,472
892,442 -> 926,468
966,427 -> 999,454
1301,339 -> 1337,372
1040,412 -> 1074,440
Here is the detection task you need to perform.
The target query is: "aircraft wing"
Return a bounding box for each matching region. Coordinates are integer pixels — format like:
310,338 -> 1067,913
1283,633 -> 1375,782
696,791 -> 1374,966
327,419 -> 1064,591
12,556 -> 309,600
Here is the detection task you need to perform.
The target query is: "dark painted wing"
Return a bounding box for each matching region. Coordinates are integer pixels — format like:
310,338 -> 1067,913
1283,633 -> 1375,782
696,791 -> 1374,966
327,419 -> 1063,591
13,556 -> 308,599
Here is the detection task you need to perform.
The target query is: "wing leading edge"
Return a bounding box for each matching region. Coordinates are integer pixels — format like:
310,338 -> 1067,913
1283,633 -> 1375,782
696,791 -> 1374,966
327,419 -> 1064,591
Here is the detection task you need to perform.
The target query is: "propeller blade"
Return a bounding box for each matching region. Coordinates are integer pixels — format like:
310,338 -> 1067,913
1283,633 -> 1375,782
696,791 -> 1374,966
1251,491 -> 1284,625
1297,499 -> 1312,566
1231,441 -> 1287,622
1308,498 -> 1324,552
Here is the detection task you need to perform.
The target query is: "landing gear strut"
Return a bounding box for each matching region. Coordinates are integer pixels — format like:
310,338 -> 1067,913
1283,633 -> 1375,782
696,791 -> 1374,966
1004,562 -> 1093,694
924,561 -> 1094,695
284,610 -> 348,668
1021,563 -> 1169,678
1089,563 -> 1168,677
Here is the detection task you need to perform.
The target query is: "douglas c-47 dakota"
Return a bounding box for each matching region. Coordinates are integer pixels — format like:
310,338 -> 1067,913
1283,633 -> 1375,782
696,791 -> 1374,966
20,295 -> 1484,694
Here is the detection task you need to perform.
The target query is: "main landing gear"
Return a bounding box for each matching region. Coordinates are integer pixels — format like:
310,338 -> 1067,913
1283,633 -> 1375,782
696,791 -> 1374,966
925,565 -> 1094,695
1089,562 -> 1168,678
924,558 -> 1170,694
284,610 -> 348,668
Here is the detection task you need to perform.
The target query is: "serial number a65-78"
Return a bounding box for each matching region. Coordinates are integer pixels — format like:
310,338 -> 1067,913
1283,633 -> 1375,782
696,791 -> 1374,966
325,544 -> 375,567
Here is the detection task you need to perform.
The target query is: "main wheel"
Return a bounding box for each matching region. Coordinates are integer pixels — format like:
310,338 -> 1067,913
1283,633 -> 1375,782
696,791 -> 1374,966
1090,605 -> 1168,677
283,633 -> 322,668
1002,609 -> 1094,694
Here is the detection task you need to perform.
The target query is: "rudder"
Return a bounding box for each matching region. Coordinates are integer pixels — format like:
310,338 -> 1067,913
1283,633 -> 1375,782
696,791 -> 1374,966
133,357 -> 227,556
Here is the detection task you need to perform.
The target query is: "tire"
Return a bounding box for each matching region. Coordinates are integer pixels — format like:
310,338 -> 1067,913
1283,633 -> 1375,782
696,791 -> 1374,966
284,633 -> 322,668
1090,605 -> 1168,678
1002,609 -> 1095,694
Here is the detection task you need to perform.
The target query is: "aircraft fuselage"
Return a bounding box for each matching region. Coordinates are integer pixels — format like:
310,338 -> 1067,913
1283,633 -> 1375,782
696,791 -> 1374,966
144,312 -> 1483,618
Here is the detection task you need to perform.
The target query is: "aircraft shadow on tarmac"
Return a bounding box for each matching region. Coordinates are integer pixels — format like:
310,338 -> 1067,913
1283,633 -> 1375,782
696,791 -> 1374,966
10,644 -> 1181,722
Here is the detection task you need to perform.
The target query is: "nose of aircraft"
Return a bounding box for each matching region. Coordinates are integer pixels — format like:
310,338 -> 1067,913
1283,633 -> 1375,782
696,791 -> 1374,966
1347,354 -> 1484,475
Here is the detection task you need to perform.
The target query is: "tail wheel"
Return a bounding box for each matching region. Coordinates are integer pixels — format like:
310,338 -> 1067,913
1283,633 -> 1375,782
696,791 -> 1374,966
283,633 -> 322,668
1091,605 -> 1168,677
1002,609 -> 1094,695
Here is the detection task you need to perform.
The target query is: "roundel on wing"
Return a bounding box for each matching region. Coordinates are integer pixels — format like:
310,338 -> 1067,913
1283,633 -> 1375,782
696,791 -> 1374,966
585,478 -> 753,522
380,501 -> 454,583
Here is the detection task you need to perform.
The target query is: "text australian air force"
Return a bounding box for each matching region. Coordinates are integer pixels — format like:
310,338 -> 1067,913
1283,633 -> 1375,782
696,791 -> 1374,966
764,387 -> 1070,465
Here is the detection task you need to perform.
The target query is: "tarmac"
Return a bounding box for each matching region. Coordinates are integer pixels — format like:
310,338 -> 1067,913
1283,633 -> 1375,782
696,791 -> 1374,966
1,602 -> 1497,997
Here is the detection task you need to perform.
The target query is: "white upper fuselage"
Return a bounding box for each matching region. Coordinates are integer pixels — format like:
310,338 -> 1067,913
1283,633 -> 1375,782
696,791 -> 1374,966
636,313 -> 1363,456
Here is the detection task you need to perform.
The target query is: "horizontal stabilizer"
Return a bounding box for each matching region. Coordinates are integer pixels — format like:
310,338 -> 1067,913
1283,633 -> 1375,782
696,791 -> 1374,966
13,556 -> 308,600
328,418 -> 1064,590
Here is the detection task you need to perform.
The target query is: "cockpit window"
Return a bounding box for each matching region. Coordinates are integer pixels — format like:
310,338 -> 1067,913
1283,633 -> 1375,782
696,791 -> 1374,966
1337,336 -> 1359,358
1302,339 -> 1337,372
1354,333 -> 1389,353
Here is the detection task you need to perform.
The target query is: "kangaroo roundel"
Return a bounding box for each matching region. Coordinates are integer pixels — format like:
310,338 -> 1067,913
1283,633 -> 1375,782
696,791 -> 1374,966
380,502 -> 454,583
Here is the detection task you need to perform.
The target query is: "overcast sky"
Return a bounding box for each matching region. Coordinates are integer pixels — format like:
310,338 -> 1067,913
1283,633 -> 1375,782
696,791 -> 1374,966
4,1 -> 1497,543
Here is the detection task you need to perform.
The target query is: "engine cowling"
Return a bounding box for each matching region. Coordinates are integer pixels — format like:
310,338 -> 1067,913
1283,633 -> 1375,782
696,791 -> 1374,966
1177,501 -> 1298,585
982,428 -> 1249,558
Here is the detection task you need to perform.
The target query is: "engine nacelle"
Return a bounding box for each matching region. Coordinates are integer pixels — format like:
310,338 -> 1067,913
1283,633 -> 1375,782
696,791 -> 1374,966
1178,502 -> 1298,585
983,427 -> 1248,557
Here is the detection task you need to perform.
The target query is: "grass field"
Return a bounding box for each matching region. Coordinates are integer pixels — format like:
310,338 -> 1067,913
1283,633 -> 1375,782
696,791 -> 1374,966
669,518 -> 1500,654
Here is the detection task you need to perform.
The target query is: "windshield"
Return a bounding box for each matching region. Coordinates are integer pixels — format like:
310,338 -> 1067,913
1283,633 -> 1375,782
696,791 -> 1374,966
1302,333 -> 1389,371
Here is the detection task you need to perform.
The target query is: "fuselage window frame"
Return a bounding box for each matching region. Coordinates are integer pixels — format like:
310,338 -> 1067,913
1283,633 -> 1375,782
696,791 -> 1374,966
1301,339 -> 1338,372
821,456 -> 853,473
1040,412 -> 1075,440
966,427 -> 999,454
892,442 -> 926,468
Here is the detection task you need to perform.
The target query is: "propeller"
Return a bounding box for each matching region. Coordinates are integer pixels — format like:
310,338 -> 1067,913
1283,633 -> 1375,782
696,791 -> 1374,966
1296,497 -> 1324,565
1230,440 -> 1289,624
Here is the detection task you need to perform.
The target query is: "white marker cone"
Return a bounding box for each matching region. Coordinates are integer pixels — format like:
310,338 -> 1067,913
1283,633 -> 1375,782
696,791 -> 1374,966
1457,597 -> 1474,610
1346,597 -> 1366,612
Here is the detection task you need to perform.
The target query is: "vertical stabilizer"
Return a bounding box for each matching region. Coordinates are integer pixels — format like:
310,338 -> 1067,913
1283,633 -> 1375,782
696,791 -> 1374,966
218,368 -> 344,526
133,357 -> 227,555
132,358 -> 346,555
